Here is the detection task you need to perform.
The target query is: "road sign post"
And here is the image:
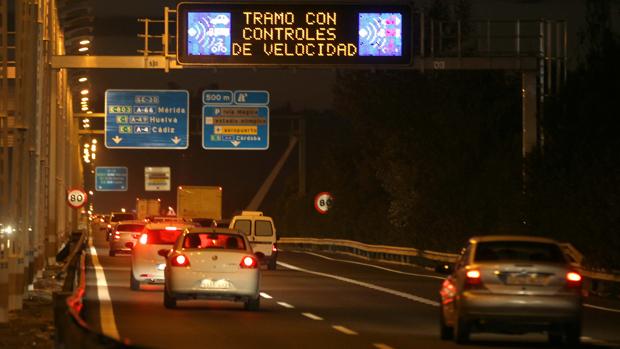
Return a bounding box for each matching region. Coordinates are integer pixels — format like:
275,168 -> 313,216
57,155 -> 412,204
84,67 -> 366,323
203,90 -> 270,150
105,90 -> 189,149
95,167 -> 128,191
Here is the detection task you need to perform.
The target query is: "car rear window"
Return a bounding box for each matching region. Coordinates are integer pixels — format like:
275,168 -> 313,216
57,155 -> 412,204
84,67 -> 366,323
144,229 -> 183,244
116,224 -> 144,232
182,233 -> 246,250
111,214 -> 135,222
475,241 -> 566,263
255,220 -> 273,236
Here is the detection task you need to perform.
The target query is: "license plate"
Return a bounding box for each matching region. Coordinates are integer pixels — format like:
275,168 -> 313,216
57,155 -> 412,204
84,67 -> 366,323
506,273 -> 547,286
200,279 -> 231,289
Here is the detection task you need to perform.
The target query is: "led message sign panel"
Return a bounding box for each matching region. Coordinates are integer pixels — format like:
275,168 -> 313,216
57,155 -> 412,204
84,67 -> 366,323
177,2 -> 412,65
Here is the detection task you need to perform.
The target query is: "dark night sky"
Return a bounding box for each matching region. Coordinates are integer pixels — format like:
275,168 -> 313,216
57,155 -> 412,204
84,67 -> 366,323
81,0 -> 617,216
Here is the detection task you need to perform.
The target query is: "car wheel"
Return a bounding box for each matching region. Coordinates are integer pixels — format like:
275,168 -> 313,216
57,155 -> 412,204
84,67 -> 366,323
267,258 -> 276,271
163,285 -> 177,309
129,269 -> 140,291
564,321 -> 581,346
244,296 -> 260,311
439,306 -> 454,340
109,250 -> 116,257
454,316 -> 470,344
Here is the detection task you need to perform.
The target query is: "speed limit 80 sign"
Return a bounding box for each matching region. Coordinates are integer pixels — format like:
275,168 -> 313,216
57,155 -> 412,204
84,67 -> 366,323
67,188 -> 88,209
314,192 -> 334,215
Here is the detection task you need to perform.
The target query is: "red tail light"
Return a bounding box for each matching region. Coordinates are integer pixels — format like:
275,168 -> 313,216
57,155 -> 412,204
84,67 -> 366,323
171,254 -> 190,267
240,256 -> 258,269
139,233 -> 148,245
566,271 -> 582,288
272,244 -> 278,252
113,231 -> 120,240
465,269 -> 482,287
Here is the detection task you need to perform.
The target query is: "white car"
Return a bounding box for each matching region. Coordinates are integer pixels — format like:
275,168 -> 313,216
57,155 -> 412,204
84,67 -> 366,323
108,220 -> 145,256
160,227 -> 261,310
129,222 -> 193,290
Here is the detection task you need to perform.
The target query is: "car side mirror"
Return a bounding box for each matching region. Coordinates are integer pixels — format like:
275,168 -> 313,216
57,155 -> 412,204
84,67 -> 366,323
435,263 -> 453,275
125,242 -> 134,249
158,249 -> 170,258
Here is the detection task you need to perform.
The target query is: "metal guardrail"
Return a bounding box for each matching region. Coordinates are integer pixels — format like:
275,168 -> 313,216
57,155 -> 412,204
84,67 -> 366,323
53,231 -> 139,349
278,237 -> 620,286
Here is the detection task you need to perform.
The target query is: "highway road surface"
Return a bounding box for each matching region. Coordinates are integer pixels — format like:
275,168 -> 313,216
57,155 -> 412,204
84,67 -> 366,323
81,226 -> 620,349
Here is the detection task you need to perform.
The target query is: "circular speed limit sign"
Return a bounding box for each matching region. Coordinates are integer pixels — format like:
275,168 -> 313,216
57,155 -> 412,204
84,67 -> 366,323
67,188 -> 88,209
314,192 -> 334,215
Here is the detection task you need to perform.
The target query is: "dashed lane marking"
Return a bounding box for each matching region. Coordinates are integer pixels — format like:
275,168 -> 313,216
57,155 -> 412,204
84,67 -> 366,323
277,302 -> 295,309
259,292 -> 272,299
332,325 -> 358,335
278,261 -> 440,307
584,303 -> 620,313
302,312 -> 324,321
88,238 -> 120,340
304,251 -> 445,280
373,343 -> 394,349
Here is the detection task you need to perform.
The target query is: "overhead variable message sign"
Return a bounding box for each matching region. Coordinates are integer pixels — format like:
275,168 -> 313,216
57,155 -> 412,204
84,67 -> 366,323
105,90 -> 189,149
177,2 -> 412,66
95,167 -> 128,191
203,90 -> 269,150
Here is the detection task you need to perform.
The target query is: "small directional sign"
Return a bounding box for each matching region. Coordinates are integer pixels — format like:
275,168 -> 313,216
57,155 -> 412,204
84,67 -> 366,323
233,90 -> 270,105
95,167 -> 128,191
203,90 -> 233,105
105,90 -> 189,149
203,90 -> 269,150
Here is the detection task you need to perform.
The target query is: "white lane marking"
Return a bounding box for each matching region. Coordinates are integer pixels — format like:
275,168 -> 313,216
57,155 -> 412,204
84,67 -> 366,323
304,251 -> 445,280
277,302 -> 295,309
584,303 -> 620,313
88,239 -> 120,340
302,312 -> 324,321
259,292 -> 272,299
332,325 -> 358,335
278,261 -> 439,307
373,344 -> 394,349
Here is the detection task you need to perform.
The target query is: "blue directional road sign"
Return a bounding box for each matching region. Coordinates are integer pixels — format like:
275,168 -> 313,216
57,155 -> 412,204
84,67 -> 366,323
202,105 -> 269,150
95,167 -> 128,191
105,90 -> 189,149
233,90 -> 270,105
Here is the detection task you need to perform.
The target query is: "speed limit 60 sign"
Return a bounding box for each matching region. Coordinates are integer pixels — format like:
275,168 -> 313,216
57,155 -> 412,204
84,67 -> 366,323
67,188 -> 88,209
314,192 -> 334,215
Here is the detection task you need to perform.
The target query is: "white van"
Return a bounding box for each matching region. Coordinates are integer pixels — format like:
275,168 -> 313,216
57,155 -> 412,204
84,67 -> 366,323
229,211 -> 278,270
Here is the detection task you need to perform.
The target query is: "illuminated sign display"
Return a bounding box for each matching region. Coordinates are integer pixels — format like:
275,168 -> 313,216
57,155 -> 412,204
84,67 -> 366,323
177,2 -> 412,65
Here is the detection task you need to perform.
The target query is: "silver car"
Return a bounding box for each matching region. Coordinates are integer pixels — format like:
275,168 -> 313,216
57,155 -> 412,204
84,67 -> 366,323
439,235 -> 583,345
160,227 -> 261,310
129,222 -> 193,290
108,220 -> 145,256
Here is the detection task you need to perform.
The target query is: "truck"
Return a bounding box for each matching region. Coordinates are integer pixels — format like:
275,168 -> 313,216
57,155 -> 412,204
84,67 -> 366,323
176,186 -> 222,220
135,198 -> 161,220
